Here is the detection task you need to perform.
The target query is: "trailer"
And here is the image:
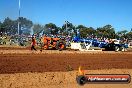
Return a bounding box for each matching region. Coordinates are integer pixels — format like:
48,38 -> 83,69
71,42 -> 102,51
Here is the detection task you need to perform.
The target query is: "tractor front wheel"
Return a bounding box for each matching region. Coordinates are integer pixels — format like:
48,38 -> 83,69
56,41 -> 66,51
120,46 -> 125,51
115,46 -> 119,52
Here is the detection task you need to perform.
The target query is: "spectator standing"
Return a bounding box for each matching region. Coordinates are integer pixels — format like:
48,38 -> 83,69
31,36 -> 37,51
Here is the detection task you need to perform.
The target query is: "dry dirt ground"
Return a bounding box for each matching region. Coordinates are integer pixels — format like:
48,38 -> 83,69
0,46 -> 132,88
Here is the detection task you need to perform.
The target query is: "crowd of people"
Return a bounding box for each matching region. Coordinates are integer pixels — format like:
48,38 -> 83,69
0,33 -> 131,51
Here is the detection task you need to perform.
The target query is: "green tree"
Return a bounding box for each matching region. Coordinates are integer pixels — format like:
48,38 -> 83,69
2,17 -> 17,35
44,23 -> 58,35
57,27 -> 62,34
33,24 -> 43,34
1,17 -> 33,35
76,25 -> 87,38
126,32 -> 132,39
103,25 -> 115,38
87,27 -> 95,36
76,25 -> 95,38
18,17 -> 33,35
0,21 -> 3,35
96,25 -> 115,38
0,21 -> 2,31
80,28 -> 87,38
80,27 -> 95,38
62,22 -> 75,35
76,25 -> 87,29
116,30 -> 128,39
0,21 -> 1,26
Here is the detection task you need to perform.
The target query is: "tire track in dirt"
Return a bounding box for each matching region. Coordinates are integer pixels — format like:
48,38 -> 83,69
0,52 -> 132,74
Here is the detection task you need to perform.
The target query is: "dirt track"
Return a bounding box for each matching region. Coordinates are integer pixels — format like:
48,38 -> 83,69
0,50 -> 132,74
0,69 -> 132,88
0,48 -> 132,88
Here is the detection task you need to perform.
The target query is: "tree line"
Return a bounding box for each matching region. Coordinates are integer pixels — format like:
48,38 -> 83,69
0,17 -> 132,39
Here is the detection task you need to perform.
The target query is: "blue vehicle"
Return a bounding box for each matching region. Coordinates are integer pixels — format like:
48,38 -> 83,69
105,40 -> 128,51
72,29 -> 128,51
73,37 -> 107,48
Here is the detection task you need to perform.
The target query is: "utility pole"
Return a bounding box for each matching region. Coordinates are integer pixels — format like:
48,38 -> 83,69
65,21 -> 68,35
18,0 -> 21,35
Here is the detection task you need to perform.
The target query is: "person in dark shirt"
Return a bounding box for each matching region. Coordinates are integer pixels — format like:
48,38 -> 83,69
31,36 -> 37,51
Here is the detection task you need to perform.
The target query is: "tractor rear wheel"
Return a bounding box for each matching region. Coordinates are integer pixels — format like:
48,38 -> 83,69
44,44 -> 49,50
120,46 -> 125,51
56,40 -> 66,51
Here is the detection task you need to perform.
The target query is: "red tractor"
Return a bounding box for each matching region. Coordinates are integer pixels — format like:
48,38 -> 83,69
42,36 -> 66,51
